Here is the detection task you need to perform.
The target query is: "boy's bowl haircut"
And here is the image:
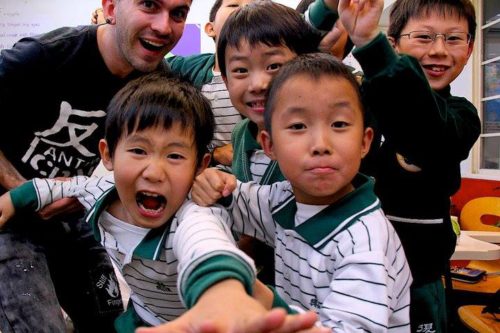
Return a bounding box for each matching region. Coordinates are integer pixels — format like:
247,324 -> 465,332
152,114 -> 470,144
264,53 -> 364,135
216,0 -> 322,77
104,72 -> 215,165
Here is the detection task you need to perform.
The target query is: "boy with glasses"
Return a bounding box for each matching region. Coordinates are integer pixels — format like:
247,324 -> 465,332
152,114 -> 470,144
336,0 -> 481,331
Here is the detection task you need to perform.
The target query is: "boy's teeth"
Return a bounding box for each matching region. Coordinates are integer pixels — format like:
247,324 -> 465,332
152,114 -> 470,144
136,192 -> 166,211
426,65 -> 446,72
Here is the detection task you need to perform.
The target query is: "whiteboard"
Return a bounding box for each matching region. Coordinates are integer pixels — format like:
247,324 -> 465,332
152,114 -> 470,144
0,0 -> 300,52
0,0 -> 101,50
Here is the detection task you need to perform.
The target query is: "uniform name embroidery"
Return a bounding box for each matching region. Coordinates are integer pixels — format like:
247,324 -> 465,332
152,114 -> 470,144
416,323 -> 436,333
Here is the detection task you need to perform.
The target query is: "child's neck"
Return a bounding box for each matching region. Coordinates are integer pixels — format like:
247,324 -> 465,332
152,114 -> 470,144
107,199 -> 132,225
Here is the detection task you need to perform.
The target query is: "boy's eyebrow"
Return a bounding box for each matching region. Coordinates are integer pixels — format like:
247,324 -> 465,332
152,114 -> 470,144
281,101 -> 356,115
408,24 -> 467,32
127,134 -> 194,149
227,46 -> 290,62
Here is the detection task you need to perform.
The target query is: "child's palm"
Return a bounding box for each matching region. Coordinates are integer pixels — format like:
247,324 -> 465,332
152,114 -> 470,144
339,0 -> 383,46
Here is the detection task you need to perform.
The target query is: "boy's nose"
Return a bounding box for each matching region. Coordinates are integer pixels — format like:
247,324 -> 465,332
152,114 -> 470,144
249,73 -> 269,93
428,37 -> 449,56
311,129 -> 332,156
142,161 -> 166,182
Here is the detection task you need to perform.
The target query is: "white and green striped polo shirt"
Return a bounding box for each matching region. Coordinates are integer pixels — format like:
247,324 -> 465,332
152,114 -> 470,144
227,174 -> 412,332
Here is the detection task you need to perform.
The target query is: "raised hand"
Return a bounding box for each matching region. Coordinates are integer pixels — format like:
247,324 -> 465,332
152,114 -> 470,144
338,0 -> 383,47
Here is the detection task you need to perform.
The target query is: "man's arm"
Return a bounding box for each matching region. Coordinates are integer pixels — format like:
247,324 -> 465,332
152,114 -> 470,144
0,150 -> 26,191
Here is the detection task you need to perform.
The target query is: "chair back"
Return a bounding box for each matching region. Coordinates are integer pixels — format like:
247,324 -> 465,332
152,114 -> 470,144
460,197 -> 500,232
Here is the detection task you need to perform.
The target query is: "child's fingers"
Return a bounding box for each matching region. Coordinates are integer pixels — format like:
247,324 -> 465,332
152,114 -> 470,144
272,312 -> 320,333
221,176 -> 236,197
238,308 -> 286,333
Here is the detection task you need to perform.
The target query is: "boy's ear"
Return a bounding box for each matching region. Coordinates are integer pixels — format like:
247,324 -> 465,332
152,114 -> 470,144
361,127 -> 374,159
204,22 -> 216,39
466,40 -> 474,60
221,73 -> 228,85
196,153 -> 211,176
99,139 -> 114,171
387,36 -> 397,50
260,130 -> 277,160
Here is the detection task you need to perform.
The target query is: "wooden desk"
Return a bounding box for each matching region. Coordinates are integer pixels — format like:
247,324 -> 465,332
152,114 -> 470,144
450,260 -> 500,294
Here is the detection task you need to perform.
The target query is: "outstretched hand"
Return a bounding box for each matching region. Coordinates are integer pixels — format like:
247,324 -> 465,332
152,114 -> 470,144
338,0 -> 383,47
0,192 -> 15,228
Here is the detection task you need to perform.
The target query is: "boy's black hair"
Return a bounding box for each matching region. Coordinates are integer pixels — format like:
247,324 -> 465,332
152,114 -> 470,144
216,0 -> 321,77
105,72 -> 214,165
264,53 -> 364,135
388,0 -> 476,42
209,0 -> 223,23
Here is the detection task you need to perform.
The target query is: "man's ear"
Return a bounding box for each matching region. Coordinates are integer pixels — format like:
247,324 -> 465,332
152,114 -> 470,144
260,130 -> 277,160
99,139 -> 114,171
204,22 -> 216,39
196,153 -> 211,176
102,0 -> 116,24
361,127 -> 374,159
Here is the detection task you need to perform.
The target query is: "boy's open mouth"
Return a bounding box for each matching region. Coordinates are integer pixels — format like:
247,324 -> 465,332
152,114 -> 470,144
136,191 -> 167,213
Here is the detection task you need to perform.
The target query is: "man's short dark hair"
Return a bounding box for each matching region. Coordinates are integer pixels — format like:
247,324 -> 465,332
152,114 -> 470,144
264,53 -> 364,135
388,0 -> 476,42
216,0 -> 321,76
105,72 -> 214,165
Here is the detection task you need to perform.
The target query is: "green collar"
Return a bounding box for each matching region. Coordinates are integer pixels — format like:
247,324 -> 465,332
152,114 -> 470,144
272,174 -> 380,250
233,119 -> 284,185
85,187 -> 171,260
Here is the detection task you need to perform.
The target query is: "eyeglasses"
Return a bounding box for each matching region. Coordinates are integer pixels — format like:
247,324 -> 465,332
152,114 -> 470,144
398,31 -> 471,47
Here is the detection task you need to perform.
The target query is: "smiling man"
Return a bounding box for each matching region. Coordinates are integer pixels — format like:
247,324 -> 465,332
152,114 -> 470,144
0,0 -> 191,331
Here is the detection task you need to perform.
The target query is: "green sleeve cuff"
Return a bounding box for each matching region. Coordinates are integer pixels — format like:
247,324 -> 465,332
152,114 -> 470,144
353,33 -> 399,78
269,285 -> 297,314
308,0 -> 338,31
183,255 -> 254,308
10,181 -> 39,211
